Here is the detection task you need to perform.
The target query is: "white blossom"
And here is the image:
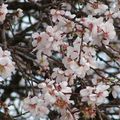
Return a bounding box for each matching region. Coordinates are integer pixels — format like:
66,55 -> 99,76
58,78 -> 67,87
23,96 -> 49,118
16,8 -> 23,17
83,1 -> 108,15
80,83 -> 110,105
0,47 -> 15,79
0,4 -> 8,23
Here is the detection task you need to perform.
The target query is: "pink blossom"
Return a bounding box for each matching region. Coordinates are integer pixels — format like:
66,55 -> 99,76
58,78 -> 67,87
0,4 -> 8,23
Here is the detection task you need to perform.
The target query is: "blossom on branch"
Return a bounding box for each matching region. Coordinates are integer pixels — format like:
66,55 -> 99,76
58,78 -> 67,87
0,47 -> 15,79
0,3 -> 8,23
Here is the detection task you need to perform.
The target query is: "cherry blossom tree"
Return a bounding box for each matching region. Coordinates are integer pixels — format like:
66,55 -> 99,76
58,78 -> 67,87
0,0 -> 120,120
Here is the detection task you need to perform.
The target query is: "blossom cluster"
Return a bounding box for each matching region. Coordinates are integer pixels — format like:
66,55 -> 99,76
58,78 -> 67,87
22,0 -> 120,119
0,3 -> 23,79
0,47 -> 15,79
23,80 -> 79,119
0,0 -> 119,119
80,82 -> 110,105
